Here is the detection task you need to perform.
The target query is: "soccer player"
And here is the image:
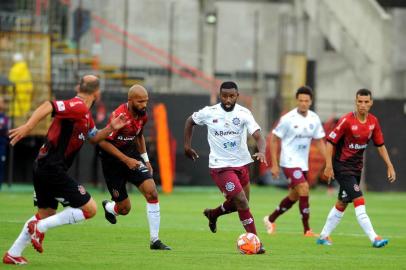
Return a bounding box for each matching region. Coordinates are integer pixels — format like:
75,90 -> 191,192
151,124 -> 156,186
99,84 -> 171,250
263,86 -> 326,237
184,81 -> 267,253
316,89 -> 396,248
3,75 -> 128,265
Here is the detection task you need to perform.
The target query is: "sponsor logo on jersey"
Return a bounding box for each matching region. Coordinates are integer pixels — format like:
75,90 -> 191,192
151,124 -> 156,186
78,133 -> 86,141
213,119 -> 218,123
293,170 -> 303,179
56,101 -> 65,111
214,130 -> 239,136
117,135 -> 135,141
353,184 -> 360,192
329,131 -> 337,139
294,134 -> 312,139
223,141 -> 237,149
348,143 -> 367,150
232,117 -> 241,126
294,125 -> 298,128
351,125 -> 358,130
225,181 -> 235,192
78,185 -> 86,195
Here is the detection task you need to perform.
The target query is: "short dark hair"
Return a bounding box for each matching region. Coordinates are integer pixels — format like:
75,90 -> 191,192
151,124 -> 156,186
356,88 -> 372,98
79,77 -> 100,94
220,81 -> 238,92
295,86 -> 313,99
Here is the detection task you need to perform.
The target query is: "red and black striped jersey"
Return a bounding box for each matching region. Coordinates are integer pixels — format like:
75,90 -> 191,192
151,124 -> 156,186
37,96 -> 96,169
327,112 -> 384,176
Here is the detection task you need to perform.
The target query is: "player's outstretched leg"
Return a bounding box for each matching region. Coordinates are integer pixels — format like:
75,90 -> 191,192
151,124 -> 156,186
264,196 -> 295,234
102,200 -> 117,224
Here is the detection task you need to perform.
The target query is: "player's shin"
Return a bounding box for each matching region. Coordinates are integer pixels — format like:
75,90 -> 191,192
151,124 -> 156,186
320,205 -> 344,239
353,198 -> 377,242
7,215 -> 38,257
37,207 -> 86,232
238,208 -> 257,235
299,196 -> 310,233
146,201 -> 160,243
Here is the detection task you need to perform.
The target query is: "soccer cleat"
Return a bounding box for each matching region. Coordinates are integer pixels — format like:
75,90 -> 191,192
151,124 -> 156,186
304,229 -> 319,237
150,240 -> 171,250
316,236 -> 333,246
102,200 -> 117,224
27,220 -> 45,253
3,253 -> 28,265
372,236 -> 388,248
263,216 -> 276,234
203,208 -> 217,233
257,243 -> 266,254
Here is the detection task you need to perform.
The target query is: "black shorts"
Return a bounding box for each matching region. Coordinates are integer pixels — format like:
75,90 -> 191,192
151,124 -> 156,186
33,161 -> 91,209
101,158 -> 152,202
335,173 -> 363,203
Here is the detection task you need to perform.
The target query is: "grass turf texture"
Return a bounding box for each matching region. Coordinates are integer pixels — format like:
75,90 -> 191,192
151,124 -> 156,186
1,185 -> 405,269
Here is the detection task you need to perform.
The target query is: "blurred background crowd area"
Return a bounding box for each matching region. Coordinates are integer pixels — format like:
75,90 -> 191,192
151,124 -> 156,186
0,0 -> 405,192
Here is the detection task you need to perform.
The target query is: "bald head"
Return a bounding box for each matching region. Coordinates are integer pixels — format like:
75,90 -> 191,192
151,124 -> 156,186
127,84 -> 149,116
128,84 -> 148,100
79,75 -> 100,94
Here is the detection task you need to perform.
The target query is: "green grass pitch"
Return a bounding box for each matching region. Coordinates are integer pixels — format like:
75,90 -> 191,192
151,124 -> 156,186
1,185 -> 405,269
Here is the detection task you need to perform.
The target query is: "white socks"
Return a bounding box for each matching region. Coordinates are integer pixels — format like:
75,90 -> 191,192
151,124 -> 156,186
37,207 -> 86,233
146,202 -> 160,243
320,206 -> 344,239
355,205 -> 378,242
105,201 -> 118,216
8,215 -> 37,257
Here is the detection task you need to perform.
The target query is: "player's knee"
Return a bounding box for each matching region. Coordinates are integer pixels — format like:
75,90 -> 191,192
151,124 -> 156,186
118,204 -> 131,215
233,194 -> 249,210
144,190 -> 158,202
82,199 -> 97,218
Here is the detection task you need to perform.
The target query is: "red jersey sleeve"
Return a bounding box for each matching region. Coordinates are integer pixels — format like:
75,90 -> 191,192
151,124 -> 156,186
326,115 -> 349,144
371,117 -> 384,146
51,99 -> 87,120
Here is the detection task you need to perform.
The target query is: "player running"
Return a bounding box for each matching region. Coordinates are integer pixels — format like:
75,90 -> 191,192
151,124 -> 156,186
99,84 -> 171,250
263,86 -> 326,237
3,75 -> 128,265
316,89 -> 396,248
184,81 -> 267,254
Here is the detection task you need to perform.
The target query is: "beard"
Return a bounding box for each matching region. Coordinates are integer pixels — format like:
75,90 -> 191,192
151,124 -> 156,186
221,102 -> 236,112
134,107 -> 147,116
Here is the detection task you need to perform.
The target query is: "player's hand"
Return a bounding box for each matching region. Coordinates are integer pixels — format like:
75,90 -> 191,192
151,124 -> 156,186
184,147 -> 199,161
387,165 -> 396,183
124,157 -> 142,170
9,124 -> 31,146
271,165 -> 279,179
324,165 -> 334,184
145,161 -> 153,175
110,113 -> 130,131
253,152 -> 267,165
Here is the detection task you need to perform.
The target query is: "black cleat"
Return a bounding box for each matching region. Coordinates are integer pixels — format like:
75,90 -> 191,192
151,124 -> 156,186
150,240 -> 171,250
257,243 -> 266,254
203,208 -> 217,233
102,200 -> 117,224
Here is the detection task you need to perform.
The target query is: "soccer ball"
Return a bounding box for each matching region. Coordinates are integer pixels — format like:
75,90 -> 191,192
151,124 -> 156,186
236,232 -> 261,255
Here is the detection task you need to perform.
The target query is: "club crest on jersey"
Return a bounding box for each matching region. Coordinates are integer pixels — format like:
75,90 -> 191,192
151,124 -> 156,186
232,117 -> 241,126
353,184 -> 360,192
329,131 -> 337,139
293,170 -> 303,179
369,124 -> 375,130
225,181 -> 235,192
213,119 -> 218,123
56,101 -> 65,111
309,124 -> 314,130
78,185 -> 86,195
78,133 -> 86,141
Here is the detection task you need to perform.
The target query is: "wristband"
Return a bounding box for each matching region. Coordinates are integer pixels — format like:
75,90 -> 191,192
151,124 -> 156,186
141,152 -> 149,162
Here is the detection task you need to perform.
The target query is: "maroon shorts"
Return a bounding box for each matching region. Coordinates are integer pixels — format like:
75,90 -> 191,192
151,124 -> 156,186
282,167 -> 308,189
209,165 -> 250,199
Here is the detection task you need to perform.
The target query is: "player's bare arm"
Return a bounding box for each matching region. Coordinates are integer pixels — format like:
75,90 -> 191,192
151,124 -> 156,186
135,133 -> 153,174
313,138 -> 327,166
323,142 -> 335,182
270,133 -> 281,179
9,101 -> 53,146
89,113 -> 129,144
98,140 -> 142,170
376,145 -> 396,182
251,129 -> 267,165
184,116 -> 199,161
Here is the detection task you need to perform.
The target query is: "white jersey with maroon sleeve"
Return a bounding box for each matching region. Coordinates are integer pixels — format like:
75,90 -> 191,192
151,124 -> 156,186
192,103 -> 261,168
272,108 -> 325,171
